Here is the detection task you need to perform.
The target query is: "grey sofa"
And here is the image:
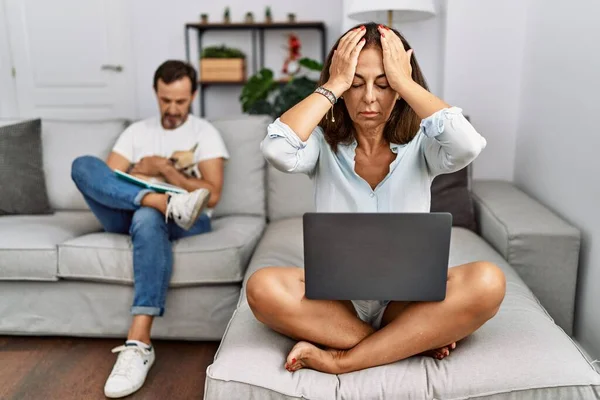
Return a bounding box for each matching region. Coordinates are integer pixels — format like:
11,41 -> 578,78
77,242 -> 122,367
1,116 -> 599,399
0,117 -> 270,340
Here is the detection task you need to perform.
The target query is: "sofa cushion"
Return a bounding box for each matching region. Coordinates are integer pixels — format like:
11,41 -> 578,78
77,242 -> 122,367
41,119 -> 128,211
0,119 -> 52,215
206,219 -> 600,400
210,116 -> 271,218
431,165 -> 476,232
0,211 -> 102,281
267,164 -> 314,221
57,216 -> 265,285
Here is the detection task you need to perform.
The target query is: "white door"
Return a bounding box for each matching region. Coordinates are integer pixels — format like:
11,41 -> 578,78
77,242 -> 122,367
0,1 -> 18,118
4,0 -> 136,120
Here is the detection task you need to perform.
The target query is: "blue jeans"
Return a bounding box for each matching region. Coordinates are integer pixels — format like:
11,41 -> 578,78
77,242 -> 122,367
71,155 -> 211,316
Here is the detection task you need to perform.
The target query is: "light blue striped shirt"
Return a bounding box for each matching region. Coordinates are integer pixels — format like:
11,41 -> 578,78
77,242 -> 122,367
261,107 -> 486,213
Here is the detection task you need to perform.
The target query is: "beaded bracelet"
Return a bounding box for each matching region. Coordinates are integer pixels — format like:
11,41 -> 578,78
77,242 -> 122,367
314,86 -> 337,122
314,86 -> 337,104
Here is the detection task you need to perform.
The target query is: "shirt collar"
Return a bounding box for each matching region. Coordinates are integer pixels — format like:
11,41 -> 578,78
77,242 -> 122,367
344,139 -> 402,154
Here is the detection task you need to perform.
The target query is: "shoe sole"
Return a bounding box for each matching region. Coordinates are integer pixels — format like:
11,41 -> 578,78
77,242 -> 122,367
180,189 -> 210,231
104,356 -> 155,398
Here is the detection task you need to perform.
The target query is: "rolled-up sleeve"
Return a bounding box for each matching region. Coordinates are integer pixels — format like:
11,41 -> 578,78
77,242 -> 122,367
421,107 -> 487,177
260,118 -> 321,175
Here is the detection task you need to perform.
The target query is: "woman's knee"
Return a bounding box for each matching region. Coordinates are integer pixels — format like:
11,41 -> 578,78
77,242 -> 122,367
247,267 -> 297,317
462,261 -> 506,318
246,268 -> 277,310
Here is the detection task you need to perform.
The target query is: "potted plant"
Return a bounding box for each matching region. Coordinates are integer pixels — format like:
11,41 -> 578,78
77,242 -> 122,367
245,12 -> 254,23
223,7 -> 231,23
200,45 -> 246,82
287,13 -> 296,23
265,6 -> 273,23
240,58 -> 323,117
200,13 -> 209,24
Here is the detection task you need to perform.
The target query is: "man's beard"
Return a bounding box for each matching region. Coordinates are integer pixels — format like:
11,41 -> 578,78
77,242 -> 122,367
162,113 -> 187,130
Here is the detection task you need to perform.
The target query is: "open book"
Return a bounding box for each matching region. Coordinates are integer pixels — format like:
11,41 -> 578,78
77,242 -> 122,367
115,170 -> 187,194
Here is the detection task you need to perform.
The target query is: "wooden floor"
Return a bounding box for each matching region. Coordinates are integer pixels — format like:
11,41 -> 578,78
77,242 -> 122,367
0,336 -> 220,400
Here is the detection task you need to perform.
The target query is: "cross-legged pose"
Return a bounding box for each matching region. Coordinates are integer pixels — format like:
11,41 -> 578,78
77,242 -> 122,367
247,23 -> 505,374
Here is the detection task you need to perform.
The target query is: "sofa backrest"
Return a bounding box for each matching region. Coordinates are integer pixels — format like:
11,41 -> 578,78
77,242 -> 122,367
41,115 -> 271,217
266,164 -> 314,221
210,115 -> 270,218
42,119 -> 128,210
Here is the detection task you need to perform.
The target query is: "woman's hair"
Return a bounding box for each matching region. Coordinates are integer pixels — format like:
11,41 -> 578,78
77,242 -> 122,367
317,22 -> 429,152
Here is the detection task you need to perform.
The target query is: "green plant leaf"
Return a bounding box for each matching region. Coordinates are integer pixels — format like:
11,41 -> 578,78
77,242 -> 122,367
247,99 -> 273,116
299,58 -> 323,72
272,77 -> 318,118
240,63 -> 320,117
201,45 -> 246,59
239,68 -> 277,112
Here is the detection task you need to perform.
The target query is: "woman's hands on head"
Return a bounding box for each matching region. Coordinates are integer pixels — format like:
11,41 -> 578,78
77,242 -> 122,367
324,24 -> 415,100
378,25 -> 414,94
323,26 -> 367,98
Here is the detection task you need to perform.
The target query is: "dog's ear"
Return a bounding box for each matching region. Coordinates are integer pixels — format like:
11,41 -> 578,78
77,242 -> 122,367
189,143 -> 198,153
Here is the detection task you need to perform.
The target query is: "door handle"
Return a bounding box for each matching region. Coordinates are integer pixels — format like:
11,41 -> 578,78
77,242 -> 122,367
101,64 -> 124,72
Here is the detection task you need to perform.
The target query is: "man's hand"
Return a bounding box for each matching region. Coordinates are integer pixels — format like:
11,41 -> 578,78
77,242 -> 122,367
130,156 -> 171,176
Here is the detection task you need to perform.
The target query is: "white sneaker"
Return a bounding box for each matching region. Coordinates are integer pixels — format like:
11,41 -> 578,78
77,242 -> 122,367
104,341 -> 155,399
166,188 -> 211,230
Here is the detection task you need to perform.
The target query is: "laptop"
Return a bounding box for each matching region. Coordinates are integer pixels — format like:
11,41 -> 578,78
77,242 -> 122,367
303,212 -> 452,302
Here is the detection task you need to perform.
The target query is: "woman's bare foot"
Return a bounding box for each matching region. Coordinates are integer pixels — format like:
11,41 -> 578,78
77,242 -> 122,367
285,341 -> 458,374
421,342 -> 457,360
284,341 -> 344,374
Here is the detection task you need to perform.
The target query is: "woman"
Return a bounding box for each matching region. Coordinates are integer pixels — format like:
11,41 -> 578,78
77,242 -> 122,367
247,23 -> 506,374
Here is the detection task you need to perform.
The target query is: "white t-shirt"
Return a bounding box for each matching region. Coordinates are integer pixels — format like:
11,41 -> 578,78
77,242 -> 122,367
112,115 -> 229,166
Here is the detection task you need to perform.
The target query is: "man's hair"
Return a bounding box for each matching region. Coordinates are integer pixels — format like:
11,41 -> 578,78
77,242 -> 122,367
153,60 -> 197,93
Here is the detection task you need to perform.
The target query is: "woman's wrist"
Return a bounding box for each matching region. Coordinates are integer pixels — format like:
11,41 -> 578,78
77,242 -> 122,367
322,80 -> 347,99
389,77 -> 412,95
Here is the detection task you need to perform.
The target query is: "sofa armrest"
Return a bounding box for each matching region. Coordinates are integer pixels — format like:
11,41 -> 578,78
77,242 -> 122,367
471,180 -> 580,335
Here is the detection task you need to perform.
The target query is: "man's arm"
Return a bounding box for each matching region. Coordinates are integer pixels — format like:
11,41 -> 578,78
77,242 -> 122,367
106,152 -> 131,172
160,157 -> 225,208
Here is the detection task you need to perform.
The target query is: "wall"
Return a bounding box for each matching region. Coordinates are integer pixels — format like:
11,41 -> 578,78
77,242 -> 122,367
513,0 -> 600,360
128,0 -> 343,119
443,0 -> 528,180
2,0 -> 527,181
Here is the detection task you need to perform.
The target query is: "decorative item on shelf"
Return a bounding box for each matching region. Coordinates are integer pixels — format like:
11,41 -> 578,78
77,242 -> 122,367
240,57 -> 323,118
245,12 -> 254,23
200,13 -> 209,24
265,6 -> 273,23
282,34 -> 301,78
200,45 -> 246,83
223,7 -> 231,23
287,13 -> 296,23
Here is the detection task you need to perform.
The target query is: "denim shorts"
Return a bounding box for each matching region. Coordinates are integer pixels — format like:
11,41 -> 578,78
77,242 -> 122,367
351,300 -> 391,330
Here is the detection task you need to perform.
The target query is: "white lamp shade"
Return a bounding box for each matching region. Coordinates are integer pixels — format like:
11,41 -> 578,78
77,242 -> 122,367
347,0 -> 436,23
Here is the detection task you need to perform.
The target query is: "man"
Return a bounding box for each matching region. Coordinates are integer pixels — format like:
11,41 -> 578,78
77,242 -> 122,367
71,60 -> 229,398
